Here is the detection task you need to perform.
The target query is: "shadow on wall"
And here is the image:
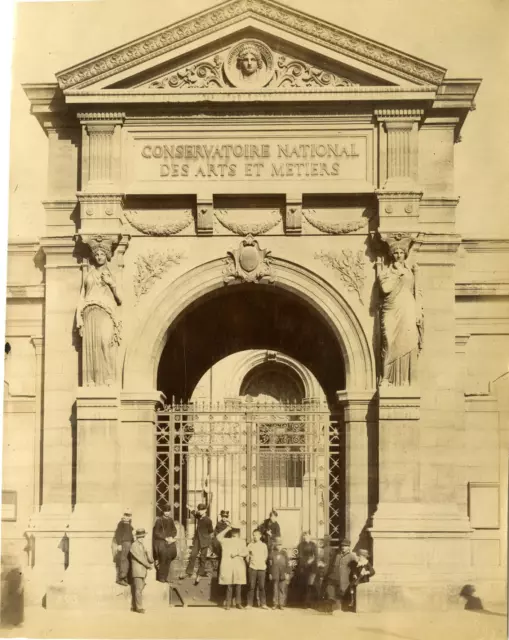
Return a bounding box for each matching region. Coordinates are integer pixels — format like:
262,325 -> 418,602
0,555 -> 24,628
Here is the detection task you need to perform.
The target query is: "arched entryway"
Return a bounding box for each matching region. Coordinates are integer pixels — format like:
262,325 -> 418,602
121,257 -> 375,548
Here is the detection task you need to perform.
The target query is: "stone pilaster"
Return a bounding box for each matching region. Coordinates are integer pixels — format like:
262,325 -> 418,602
77,112 -> 125,237
78,112 -> 124,188
30,336 -> 44,511
119,391 -> 165,531
337,390 -> 375,548
375,109 -> 423,233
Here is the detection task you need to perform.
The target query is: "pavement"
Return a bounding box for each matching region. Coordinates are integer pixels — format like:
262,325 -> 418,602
0,604 -> 507,640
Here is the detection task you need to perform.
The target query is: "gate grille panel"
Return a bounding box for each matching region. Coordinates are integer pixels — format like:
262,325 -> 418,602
156,401 -> 341,544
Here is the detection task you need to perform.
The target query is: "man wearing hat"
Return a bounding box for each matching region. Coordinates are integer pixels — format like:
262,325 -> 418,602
129,528 -> 154,614
152,506 -> 178,583
113,509 -> 134,586
325,539 -> 358,612
212,510 -> 230,558
186,503 -> 214,583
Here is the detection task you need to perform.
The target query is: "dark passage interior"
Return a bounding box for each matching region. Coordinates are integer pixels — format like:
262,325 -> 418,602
157,283 -> 346,404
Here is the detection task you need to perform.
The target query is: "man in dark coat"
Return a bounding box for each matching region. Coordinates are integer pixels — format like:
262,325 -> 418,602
259,511 -> 281,551
185,503 -> 214,583
113,509 -> 134,586
325,538 -> 358,612
152,506 -> 178,583
212,510 -> 230,557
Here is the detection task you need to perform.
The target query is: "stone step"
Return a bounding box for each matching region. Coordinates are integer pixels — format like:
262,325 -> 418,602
46,575 -> 170,612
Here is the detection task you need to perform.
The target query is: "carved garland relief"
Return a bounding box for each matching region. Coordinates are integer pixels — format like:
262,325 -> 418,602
124,209 -> 193,236
302,209 -> 369,235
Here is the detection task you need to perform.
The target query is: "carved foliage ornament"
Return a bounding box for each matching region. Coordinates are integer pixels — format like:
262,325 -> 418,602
302,209 -> 368,235
214,209 -> 281,236
124,209 -> 193,236
223,235 -> 275,284
56,0 -> 444,90
134,249 -> 185,301
147,41 -> 356,91
315,249 -> 365,305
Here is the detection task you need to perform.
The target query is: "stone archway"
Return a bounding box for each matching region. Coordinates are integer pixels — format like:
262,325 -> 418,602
120,256 -> 376,548
122,256 -> 375,394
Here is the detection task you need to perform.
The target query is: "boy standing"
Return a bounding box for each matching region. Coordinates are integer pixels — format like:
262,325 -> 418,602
348,549 -> 375,611
113,509 -> 134,586
268,537 -> 290,610
246,529 -> 268,609
129,528 -> 154,614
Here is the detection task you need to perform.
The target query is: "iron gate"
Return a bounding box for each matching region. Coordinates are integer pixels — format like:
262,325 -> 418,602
156,400 -> 341,545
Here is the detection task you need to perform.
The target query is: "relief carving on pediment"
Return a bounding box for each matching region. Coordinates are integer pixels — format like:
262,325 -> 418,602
146,39 -> 357,91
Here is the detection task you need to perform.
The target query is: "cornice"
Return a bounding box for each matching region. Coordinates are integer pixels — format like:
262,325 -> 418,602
455,282 -> 509,297
414,233 -> 462,254
461,238 -> 509,254
8,241 -> 40,256
6,284 -> 45,300
55,0 -> 445,91
63,87 -> 437,106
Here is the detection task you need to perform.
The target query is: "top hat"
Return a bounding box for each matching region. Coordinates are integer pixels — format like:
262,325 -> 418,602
135,528 -> 146,537
162,505 -> 172,513
341,539 -> 351,546
220,510 -> 230,518
197,503 -> 207,511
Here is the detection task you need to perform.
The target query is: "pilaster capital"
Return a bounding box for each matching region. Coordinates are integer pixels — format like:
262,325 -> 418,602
378,386 -> 420,421
455,333 -> 471,354
374,108 -> 424,123
413,233 -> 462,266
120,390 -> 166,423
30,336 -> 44,355
40,236 -> 78,269
77,112 -> 125,127
337,390 -> 376,422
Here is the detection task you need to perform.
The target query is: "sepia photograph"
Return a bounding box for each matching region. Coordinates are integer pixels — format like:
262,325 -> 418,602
0,0 -> 508,638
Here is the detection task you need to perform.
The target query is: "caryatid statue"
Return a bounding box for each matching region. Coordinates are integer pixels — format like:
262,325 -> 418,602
76,235 -> 122,387
376,234 -> 423,387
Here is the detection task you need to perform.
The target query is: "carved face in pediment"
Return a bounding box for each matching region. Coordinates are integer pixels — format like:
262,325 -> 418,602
142,38 -> 366,92
225,40 -> 274,88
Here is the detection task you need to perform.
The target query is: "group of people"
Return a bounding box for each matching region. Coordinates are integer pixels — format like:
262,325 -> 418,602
112,506 -> 375,614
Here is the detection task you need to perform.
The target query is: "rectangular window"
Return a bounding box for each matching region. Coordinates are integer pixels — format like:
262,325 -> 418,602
257,423 -> 305,488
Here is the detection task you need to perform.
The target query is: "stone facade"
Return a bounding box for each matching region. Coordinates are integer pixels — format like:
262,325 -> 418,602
2,0 -> 508,613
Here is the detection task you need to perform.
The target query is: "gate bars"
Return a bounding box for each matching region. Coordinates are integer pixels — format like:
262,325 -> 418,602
156,400 -> 341,544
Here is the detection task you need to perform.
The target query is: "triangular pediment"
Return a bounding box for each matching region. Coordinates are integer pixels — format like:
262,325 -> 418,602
110,31 -> 394,92
56,0 -> 446,93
